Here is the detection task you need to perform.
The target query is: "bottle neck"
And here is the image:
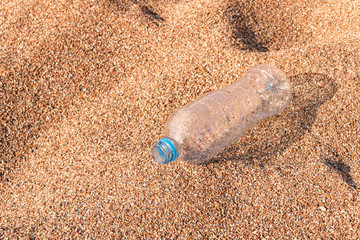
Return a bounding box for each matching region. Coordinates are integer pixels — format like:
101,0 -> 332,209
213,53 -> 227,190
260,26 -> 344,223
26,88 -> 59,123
152,137 -> 179,164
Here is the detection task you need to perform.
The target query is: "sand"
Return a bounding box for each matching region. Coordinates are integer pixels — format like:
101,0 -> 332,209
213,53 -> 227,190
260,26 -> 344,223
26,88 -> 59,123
0,0 -> 359,238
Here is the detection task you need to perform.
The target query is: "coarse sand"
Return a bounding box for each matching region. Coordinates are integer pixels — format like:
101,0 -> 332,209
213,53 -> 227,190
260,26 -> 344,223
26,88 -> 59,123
0,0 -> 359,238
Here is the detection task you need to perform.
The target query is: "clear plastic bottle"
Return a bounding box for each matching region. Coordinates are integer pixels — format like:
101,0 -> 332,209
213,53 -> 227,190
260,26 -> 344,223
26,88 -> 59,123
152,64 -> 291,164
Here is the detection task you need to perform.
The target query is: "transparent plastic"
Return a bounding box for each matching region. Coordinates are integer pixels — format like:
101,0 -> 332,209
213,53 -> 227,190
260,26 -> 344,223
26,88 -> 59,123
153,64 -> 291,164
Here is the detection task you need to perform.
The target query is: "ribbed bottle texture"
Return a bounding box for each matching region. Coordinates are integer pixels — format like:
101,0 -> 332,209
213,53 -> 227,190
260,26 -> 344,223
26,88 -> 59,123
153,64 -> 291,164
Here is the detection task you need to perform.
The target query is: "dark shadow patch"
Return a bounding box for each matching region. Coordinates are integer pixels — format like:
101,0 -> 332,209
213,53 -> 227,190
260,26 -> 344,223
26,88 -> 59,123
226,0 -> 313,51
231,13 -> 269,52
210,73 -> 338,167
107,0 -> 165,25
324,148 -> 357,190
139,5 -> 165,22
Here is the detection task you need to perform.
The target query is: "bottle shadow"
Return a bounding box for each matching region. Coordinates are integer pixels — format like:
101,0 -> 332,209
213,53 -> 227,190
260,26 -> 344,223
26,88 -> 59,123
210,73 -> 338,166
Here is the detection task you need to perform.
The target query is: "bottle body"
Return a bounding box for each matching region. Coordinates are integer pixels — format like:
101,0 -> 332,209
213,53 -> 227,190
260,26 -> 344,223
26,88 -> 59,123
153,64 -> 291,164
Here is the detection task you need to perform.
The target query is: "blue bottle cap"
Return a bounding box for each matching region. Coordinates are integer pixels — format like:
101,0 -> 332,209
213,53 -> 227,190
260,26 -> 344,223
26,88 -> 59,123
152,137 -> 178,164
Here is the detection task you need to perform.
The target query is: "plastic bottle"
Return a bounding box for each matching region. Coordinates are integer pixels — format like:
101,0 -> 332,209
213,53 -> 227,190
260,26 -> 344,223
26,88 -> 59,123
152,64 -> 291,164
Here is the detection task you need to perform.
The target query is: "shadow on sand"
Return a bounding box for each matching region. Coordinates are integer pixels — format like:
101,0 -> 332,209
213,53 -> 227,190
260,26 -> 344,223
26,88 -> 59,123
210,73 -> 356,189
324,147 -> 357,190
108,0 -> 165,25
211,73 -> 337,166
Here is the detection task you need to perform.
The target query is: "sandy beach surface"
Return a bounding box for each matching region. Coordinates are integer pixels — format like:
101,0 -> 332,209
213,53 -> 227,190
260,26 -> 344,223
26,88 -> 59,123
1,0 -> 359,238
